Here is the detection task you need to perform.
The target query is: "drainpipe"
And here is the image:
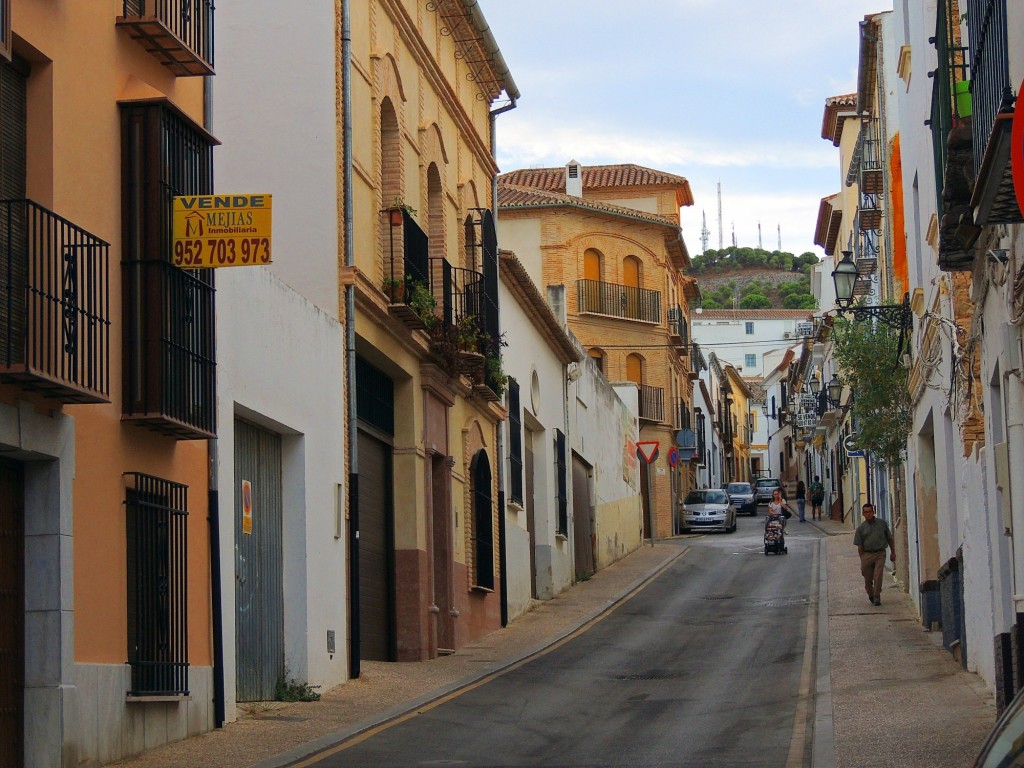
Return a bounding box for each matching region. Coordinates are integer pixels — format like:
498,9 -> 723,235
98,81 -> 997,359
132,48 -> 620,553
204,74 -> 226,729
490,98 -> 516,628
342,0 -> 361,678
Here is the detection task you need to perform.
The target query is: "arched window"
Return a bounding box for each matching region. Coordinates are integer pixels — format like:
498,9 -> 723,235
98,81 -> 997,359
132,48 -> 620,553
583,248 -> 602,281
626,353 -> 643,386
588,348 -> 605,374
379,98 -> 401,278
623,255 -> 641,287
471,450 -> 494,589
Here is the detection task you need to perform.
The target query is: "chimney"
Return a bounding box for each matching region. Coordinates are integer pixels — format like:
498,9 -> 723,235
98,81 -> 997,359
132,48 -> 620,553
565,159 -> 582,197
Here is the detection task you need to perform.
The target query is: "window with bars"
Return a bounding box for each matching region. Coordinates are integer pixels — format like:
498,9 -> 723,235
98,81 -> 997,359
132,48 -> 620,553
507,378 -> 523,505
745,322 -> 754,335
124,473 -> 189,697
120,101 -> 216,439
745,354 -> 756,368
555,430 -> 568,535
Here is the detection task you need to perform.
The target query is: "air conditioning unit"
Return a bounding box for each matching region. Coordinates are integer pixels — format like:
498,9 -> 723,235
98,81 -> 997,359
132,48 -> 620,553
783,332 -> 792,339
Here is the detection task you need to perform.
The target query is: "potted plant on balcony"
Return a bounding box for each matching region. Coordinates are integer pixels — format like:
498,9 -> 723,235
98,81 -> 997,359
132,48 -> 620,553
387,197 -> 417,227
382,275 -> 406,303
408,279 -> 438,328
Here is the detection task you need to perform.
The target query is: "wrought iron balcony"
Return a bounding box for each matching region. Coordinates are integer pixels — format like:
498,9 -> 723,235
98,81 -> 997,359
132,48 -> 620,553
639,384 -> 664,423
577,279 -> 660,324
0,200 -> 110,403
117,0 -> 214,77
122,259 -> 215,439
668,305 -> 688,352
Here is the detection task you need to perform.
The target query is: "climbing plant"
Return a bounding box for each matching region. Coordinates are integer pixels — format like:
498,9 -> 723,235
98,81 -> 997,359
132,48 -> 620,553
830,314 -> 912,467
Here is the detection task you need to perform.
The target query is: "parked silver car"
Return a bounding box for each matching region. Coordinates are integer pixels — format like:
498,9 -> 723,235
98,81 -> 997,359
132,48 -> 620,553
754,477 -> 785,506
679,489 -> 736,534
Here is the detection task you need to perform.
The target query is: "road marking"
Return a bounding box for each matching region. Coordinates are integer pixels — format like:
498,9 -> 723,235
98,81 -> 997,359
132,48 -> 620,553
287,547 -> 693,766
785,544 -> 819,767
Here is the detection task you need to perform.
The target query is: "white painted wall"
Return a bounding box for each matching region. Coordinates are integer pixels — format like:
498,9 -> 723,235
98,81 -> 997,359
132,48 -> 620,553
692,313 -> 807,375
214,269 -> 347,720
499,276 -> 574,617
213,0 -> 347,720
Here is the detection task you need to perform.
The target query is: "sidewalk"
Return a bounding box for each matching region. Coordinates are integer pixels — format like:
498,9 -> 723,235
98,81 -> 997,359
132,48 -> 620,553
108,526 -> 997,768
815,515 -> 995,768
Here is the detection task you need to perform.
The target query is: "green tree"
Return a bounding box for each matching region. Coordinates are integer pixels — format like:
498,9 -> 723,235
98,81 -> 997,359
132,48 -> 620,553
739,293 -> 772,309
831,316 -> 911,466
701,297 -> 722,309
783,293 -> 817,309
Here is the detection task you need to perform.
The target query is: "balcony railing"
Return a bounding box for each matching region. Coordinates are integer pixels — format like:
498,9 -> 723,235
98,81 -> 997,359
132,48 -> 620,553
0,200 -> 110,403
639,384 -> 664,423
122,259 -> 215,439
577,279 -> 660,324
117,0 -> 214,76
668,305 -> 688,351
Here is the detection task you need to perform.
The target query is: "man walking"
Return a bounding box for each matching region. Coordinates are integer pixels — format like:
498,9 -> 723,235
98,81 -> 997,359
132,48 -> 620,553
854,503 -> 895,605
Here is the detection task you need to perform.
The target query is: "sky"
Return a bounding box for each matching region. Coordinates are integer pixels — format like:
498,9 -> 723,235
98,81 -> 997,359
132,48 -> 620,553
482,0 -> 892,259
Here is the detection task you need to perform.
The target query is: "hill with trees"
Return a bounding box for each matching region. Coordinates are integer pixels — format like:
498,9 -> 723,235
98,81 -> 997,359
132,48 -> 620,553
689,247 -> 819,310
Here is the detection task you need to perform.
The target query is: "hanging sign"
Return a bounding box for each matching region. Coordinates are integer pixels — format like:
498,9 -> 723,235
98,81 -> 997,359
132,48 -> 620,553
172,194 -> 273,268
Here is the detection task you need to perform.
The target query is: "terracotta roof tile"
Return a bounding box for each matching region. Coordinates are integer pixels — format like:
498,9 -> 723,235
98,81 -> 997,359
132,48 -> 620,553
696,309 -> 815,320
498,182 -> 679,228
499,163 -> 693,205
821,93 -> 857,146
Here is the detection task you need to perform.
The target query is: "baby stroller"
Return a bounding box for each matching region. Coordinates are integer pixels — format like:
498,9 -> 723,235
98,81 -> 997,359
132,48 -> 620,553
764,512 -> 788,555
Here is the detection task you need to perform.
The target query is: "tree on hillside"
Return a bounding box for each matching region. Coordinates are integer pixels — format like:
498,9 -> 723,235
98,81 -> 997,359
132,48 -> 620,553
739,293 -> 772,309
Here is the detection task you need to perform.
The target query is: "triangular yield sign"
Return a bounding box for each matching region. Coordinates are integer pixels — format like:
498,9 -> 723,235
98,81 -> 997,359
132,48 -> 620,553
637,441 -> 659,464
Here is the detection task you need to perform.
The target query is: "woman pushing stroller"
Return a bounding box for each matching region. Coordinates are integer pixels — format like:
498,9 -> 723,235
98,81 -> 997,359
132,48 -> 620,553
764,488 -> 791,555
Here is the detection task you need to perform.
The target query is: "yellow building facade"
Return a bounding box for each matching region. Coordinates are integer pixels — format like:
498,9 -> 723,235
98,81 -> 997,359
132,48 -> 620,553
344,0 -> 519,662
498,163 -> 698,539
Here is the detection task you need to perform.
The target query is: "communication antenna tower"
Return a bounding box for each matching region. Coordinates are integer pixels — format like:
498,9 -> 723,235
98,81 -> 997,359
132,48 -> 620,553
717,182 -> 723,251
731,221 -> 737,248
778,224 -> 782,251
700,210 -> 710,253
758,221 -> 762,250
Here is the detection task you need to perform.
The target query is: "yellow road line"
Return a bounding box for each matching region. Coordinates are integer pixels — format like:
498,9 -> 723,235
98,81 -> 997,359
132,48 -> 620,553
288,547 -> 691,766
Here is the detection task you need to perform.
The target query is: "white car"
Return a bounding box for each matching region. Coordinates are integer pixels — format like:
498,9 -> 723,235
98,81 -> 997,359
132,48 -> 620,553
678,489 -> 737,534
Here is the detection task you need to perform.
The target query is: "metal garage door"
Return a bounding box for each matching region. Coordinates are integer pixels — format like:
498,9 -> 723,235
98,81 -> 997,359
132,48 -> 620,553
234,419 -> 284,701
0,458 -> 24,768
358,429 -> 394,661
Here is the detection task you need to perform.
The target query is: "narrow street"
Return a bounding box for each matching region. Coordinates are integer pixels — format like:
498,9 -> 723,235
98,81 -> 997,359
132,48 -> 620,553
299,519 -> 825,767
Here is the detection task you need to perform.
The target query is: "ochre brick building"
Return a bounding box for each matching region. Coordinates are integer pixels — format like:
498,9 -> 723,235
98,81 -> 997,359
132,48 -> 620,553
498,162 -> 699,538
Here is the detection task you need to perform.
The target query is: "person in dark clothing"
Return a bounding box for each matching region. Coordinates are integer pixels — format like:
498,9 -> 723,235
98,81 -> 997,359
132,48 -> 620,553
795,479 -> 806,522
853,503 -> 895,605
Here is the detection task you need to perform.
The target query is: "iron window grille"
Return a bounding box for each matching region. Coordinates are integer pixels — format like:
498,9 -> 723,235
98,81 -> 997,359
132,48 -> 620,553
120,102 -> 216,439
508,378 -> 523,505
124,472 -> 189,697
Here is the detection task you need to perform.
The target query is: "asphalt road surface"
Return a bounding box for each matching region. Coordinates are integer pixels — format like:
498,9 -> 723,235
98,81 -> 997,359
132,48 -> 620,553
298,516 -> 824,767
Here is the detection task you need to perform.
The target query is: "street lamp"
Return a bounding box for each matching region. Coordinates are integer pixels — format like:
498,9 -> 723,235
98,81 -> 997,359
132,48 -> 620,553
808,373 -> 821,396
831,250 -> 913,331
831,251 -> 914,364
826,374 -> 843,409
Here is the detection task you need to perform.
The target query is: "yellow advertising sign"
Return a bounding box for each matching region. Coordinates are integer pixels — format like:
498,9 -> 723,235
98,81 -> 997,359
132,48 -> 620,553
172,194 -> 272,268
